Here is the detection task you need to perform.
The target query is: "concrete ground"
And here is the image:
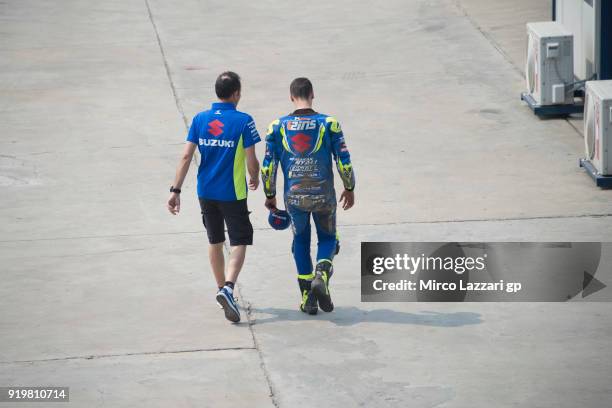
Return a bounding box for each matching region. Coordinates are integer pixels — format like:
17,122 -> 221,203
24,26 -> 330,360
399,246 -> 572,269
1,0 -> 611,407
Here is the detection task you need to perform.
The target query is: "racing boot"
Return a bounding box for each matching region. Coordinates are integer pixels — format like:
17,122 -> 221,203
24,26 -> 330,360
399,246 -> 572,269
311,260 -> 334,312
298,278 -> 318,315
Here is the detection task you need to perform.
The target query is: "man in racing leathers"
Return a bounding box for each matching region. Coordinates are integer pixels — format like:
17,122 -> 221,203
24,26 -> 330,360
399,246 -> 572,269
261,77 -> 355,315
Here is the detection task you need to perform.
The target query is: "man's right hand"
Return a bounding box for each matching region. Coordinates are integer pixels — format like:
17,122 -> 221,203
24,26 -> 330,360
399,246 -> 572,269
265,197 -> 277,211
167,193 -> 180,215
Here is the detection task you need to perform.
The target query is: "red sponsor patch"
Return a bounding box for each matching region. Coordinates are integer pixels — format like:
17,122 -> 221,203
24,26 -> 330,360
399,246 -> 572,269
208,119 -> 224,137
291,133 -> 311,153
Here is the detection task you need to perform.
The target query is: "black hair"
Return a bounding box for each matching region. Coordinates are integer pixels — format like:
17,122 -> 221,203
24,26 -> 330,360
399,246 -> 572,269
290,77 -> 313,100
215,71 -> 241,99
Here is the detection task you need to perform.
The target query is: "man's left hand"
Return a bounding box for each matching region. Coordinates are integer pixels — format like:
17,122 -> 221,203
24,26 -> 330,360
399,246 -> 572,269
249,177 -> 259,191
167,193 -> 180,215
339,190 -> 354,210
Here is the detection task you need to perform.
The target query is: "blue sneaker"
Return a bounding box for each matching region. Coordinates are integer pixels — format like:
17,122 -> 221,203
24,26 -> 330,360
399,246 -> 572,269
216,286 -> 240,323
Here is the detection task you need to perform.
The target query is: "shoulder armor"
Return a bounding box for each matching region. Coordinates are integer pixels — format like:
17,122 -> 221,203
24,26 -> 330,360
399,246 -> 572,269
325,116 -> 342,133
267,119 -> 280,135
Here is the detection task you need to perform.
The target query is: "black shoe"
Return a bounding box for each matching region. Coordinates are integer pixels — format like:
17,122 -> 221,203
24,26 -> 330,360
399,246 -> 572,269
311,262 -> 334,312
300,289 -> 318,315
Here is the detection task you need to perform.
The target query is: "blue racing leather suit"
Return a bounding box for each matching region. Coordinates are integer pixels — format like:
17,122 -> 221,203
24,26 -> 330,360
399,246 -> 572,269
261,108 -> 355,278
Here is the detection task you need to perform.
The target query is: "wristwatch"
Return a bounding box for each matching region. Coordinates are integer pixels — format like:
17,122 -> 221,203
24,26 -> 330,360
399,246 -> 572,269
169,186 -> 181,194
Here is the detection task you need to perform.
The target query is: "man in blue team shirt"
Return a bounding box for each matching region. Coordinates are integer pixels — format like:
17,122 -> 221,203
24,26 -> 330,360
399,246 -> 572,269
262,78 -> 355,315
167,71 -> 261,323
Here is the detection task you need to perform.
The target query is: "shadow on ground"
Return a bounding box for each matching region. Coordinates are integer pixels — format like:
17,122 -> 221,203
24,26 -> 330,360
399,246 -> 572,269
250,306 -> 482,327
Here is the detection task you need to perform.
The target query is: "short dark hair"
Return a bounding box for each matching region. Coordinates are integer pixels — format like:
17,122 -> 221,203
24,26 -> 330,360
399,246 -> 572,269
290,77 -> 313,100
215,71 -> 241,99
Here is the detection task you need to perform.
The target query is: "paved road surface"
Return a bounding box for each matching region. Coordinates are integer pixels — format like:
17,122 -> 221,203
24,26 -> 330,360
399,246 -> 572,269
1,1 -> 611,407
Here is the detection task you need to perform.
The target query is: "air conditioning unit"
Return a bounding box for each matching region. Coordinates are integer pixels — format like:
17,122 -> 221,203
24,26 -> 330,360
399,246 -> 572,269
526,22 -> 574,105
555,0 -> 610,81
584,80 -> 612,175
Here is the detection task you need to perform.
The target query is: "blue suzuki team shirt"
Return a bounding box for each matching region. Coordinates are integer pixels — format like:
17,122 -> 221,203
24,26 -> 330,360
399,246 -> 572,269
186,102 -> 261,201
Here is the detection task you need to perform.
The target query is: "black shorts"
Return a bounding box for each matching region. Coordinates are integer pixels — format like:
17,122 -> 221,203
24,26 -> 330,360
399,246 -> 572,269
199,198 -> 253,246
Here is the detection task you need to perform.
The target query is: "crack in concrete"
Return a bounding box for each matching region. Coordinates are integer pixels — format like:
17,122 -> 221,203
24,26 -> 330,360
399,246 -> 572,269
36,247 -> 150,259
144,0 -> 188,131
0,230 -> 205,243
337,212 -> 612,228
453,0 -> 523,77
453,0 -> 585,139
0,346 -> 257,365
144,0 -> 200,170
145,0 -> 279,400
565,118 -> 585,138
1,213 -> 612,243
221,241 -> 279,407
237,282 -> 280,408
